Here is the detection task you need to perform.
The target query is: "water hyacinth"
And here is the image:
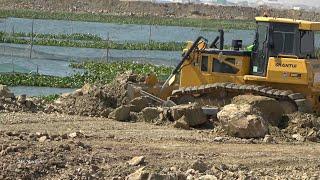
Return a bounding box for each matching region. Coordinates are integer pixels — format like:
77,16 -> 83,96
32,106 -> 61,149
38,94 -> 60,102
0,61 -> 173,88
0,32 -> 187,51
9,32 -> 103,41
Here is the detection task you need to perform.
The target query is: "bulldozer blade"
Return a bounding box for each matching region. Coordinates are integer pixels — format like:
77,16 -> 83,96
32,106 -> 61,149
162,100 -> 176,107
168,74 -> 176,86
161,74 -> 176,92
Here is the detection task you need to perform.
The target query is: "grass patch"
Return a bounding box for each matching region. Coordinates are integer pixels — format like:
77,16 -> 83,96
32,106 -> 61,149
0,61 -> 173,88
0,73 -> 85,88
70,61 -> 173,83
0,9 -> 255,30
38,94 -> 60,102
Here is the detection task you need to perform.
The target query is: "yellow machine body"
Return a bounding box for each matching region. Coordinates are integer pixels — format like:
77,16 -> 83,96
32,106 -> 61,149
133,17 -> 320,113
179,53 -> 250,86
255,17 -> 320,31
178,51 -> 320,112
169,17 -> 320,112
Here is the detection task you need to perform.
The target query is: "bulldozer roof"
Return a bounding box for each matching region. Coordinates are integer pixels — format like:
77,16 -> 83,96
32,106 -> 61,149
255,17 -> 320,31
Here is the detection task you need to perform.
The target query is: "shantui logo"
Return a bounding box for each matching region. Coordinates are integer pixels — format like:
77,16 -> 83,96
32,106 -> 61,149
275,63 -> 297,68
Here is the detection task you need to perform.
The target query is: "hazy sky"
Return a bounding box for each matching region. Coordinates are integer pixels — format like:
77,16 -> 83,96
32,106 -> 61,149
229,0 -> 319,6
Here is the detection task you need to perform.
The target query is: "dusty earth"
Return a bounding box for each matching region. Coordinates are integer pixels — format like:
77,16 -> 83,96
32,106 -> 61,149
0,74 -> 319,179
0,112 -> 320,179
1,0 -> 320,21
1,1 -> 320,178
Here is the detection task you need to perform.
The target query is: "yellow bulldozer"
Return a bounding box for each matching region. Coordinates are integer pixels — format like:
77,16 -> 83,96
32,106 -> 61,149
129,17 -> 320,114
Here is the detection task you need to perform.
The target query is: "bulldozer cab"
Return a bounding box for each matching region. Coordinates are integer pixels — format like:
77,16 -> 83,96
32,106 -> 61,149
251,17 -> 319,76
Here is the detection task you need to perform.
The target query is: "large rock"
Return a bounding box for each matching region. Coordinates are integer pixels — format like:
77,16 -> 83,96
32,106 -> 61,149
127,156 -> 145,166
170,103 -> 207,127
173,116 -> 190,130
0,85 -> 14,98
199,175 -> 218,180
38,136 -> 47,143
129,96 -> 154,112
108,105 -> 131,121
292,133 -> 305,142
17,94 -> 27,104
126,167 -> 149,180
191,160 -> 208,173
126,168 -> 180,180
141,107 -> 162,122
81,83 -> 93,95
232,95 -> 284,126
217,104 -> 268,138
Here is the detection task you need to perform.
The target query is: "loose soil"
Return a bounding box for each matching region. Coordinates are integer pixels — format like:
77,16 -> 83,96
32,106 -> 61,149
0,112 -> 319,179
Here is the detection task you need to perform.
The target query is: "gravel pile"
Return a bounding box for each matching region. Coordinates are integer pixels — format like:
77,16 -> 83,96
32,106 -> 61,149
51,71 -> 139,117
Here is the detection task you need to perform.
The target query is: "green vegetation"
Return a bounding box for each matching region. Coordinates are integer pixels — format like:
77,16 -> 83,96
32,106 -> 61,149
0,31 -> 4,40
0,9 -> 255,30
70,61 -> 173,84
0,73 -> 84,88
38,94 -> 60,102
0,31 -> 187,51
9,32 -> 103,41
0,62 -> 173,88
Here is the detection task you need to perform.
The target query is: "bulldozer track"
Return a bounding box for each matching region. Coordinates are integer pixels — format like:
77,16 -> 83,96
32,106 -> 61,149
170,82 -> 312,113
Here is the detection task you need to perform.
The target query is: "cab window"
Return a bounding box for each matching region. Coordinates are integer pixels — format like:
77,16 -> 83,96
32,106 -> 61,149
201,56 -> 208,72
271,23 -> 297,55
300,30 -> 314,57
212,58 -> 238,74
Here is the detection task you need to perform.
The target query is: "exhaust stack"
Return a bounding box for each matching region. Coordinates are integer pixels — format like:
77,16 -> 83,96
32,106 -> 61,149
219,29 -> 224,50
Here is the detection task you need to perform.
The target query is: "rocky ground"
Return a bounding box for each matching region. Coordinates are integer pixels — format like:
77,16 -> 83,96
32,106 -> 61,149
0,112 -> 320,179
0,72 -> 320,179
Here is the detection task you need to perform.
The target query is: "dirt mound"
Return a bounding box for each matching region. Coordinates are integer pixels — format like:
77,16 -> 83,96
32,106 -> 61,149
0,130 -> 104,179
52,71 -> 138,117
275,112 -> 320,142
0,85 -> 41,113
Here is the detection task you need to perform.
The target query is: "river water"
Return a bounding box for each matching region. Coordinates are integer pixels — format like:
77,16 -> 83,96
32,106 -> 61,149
0,17 -> 258,45
9,86 -> 76,96
0,43 -> 181,74
1,17 -> 320,96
